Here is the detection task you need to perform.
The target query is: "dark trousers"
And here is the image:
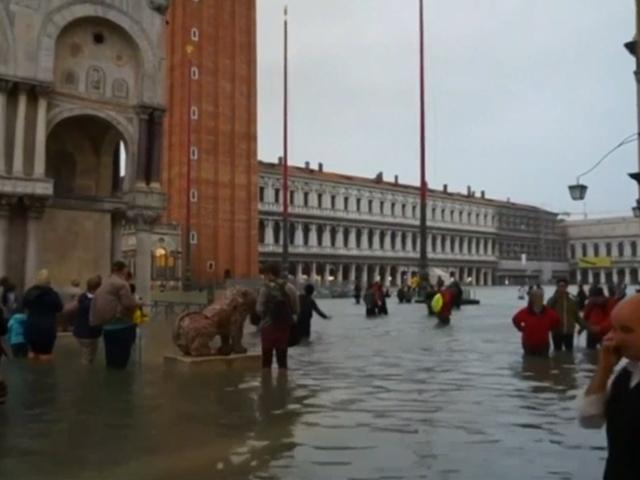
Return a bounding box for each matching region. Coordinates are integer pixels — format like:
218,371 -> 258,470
261,324 -> 289,369
11,343 -> 28,358
552,333 -> 574,352
103,325 -> 136,370
523,344 -> 549,357
586,332 -> 602,350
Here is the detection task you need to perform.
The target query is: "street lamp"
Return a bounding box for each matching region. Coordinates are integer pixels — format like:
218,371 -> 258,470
567,133 -> 639,203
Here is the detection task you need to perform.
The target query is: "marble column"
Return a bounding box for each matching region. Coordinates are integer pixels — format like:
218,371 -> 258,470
149,109 -> 165,186
588,269 -> 594,285
111,211 -> 124,263
322,225 -> 330,248
265,220 -> 274,245
372,229 -> 380,251
380,266 -> 388,286
135,107 -> 152,186
309,224 -> 318,247
349,264 -> 356,283
311,262 -> 317,283
348,228 -> 356,249
395,267 -> 401,287
33,86 -> 50,178
126,209 -> 159,304
296,263 -> 303,283
626,267 -> 631,285
336,265 -> 343,284
24,198 -> 46,287
336,227 -> 344,249
383,231 -> 391,251
0,197 -> 10,277
12,85 -> 28,176
374,265 -> 380,283
294,224 -> 303,247
0,80 -> 11,175
323,264 -> 331,286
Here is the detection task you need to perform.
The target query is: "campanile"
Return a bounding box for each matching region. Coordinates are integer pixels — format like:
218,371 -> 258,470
164,0 -> 258,285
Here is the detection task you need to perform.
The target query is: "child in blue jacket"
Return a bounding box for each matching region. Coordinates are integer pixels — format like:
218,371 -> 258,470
8,309 -> 28,358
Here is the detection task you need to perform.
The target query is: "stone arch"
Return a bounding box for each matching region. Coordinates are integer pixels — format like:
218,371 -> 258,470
46,113 -> 130,198
36,3 -> 159,101
48,106 -> 134,151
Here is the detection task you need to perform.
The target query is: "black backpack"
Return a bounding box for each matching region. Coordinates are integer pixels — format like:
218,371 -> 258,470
264,281 -> 293,325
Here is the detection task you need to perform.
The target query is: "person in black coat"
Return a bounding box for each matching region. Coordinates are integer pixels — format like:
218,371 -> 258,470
23,269 -> 63,359
579,293 -> 640,479
296,284 -> 330,341
71,275 -> 103,364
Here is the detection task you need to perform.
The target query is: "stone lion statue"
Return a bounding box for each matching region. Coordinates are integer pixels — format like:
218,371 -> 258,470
173,287 -> 258,357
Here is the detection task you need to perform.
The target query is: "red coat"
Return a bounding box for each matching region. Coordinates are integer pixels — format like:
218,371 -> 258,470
512,306 -> 560,351
437,287 -> 455,320
584,297 -> 613,338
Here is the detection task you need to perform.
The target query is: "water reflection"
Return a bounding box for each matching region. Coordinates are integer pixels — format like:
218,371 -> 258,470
0,288 -> 607,479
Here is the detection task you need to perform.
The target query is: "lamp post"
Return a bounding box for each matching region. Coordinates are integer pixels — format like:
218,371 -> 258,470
570,3 -> 640,216
281,6 -> 290,277
418,0 -> 429,287
627,0 -> 640,216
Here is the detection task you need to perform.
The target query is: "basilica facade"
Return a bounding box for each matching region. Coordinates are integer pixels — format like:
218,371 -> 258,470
0,0 -> 170,301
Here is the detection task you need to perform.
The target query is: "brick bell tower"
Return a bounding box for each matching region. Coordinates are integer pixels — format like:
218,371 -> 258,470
163,0 -> 259,286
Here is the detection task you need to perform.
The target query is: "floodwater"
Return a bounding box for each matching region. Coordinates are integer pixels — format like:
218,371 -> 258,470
0,288 -> 606,480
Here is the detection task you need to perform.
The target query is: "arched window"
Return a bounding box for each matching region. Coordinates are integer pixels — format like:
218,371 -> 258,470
593,243 -> 600,257
570,244 -> 576,260
618,241 -> 625,258
632,241 -> 638,257
152,247 -> 176,280
258,220 -> 265,244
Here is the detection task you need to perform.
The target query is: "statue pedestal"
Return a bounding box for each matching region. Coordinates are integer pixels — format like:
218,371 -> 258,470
164,352 -> 262,368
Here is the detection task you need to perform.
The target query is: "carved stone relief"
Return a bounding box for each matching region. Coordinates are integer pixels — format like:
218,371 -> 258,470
86,65 -> 105,95
62,69 -> 78,90
112,78 -> 129,99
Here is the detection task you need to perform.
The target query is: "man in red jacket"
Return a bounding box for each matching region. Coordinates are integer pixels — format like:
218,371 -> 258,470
512,289 -> 561,356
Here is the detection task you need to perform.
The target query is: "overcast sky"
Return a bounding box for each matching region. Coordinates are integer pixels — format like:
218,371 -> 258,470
257,1 -> 636,217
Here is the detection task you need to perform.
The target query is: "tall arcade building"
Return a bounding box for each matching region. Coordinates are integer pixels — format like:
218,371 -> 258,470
163,0 -> 259,286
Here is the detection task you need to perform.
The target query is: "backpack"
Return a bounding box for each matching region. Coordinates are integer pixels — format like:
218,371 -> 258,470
264,281 -> 293,325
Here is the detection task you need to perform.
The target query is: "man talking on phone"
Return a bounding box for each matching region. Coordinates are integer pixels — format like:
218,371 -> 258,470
579,293 -> 640,479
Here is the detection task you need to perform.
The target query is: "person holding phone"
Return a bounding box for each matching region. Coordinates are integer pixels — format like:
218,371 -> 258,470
579,293 -> 640,479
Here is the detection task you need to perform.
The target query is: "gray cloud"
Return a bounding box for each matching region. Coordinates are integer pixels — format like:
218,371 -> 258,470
258,0 -> 636,216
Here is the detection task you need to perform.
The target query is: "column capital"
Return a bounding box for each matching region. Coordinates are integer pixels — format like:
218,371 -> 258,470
135,104 -> 154,119
24,196 -> 48,219
150,108 -> 166,122
0,78 -> 13,93
0,195 -> 15,217
34,84 -> 54,97
125,208 -> 161,230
